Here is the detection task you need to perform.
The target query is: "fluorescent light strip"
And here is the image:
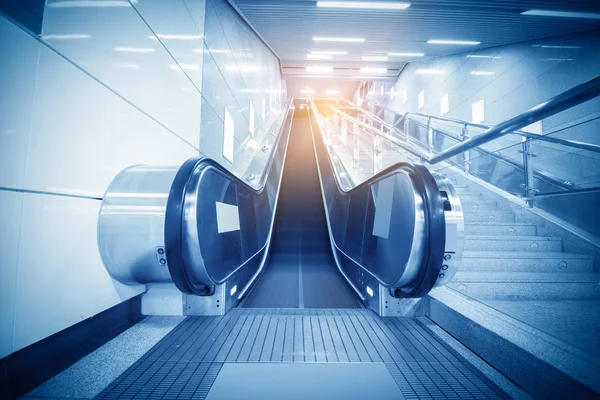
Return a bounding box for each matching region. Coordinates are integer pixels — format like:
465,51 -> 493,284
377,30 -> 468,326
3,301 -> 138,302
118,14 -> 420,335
522,9 -> 600,20
428,39 -> 480,45
362,55 -> 388,61
48,1 -> 130,8
42,34 -> 90,40
388,52 -> 424,57
351,76 -> 390,79
306,66 -> 333,72
471,71 -> 496,76
114,47 -> 155,53
466,54 -> 501,59
301,89 -> 315,94
534,45 -> 581,49
317,1 -> 410,10
313,37 -> 365,42
360,67 -> 387,73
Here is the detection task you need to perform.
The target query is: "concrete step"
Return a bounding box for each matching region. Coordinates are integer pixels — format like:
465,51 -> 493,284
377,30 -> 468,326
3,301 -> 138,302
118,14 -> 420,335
428,287 -> 600,398
464,210 -> 515,223
452,185 -> 470,193
448,272 -> 600,300
460,251 -> 594,272
464,222 -> 537,236
464,235 -> 562,252
458,200 -> 499,211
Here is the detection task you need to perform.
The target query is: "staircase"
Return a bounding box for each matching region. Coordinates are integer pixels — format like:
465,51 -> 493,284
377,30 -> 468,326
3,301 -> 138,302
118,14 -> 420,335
427,171 -> 600,398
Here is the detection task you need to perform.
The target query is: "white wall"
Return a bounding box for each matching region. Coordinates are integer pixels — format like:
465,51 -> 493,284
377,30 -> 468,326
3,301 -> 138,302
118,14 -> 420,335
0,0 -> 205,359
366,29 -> 600,188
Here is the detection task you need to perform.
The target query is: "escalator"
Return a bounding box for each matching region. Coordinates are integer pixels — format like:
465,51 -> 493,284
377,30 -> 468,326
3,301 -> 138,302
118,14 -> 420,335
95,99 -> 462,316
241,109 -> 361,308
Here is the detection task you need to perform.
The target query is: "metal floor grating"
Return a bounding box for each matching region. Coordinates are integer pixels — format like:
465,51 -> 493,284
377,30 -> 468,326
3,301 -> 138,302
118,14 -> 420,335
96,309 -> 508,399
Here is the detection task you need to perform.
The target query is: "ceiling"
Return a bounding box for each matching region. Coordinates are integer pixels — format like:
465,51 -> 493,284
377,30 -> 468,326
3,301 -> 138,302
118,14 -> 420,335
230,0 -> 600,82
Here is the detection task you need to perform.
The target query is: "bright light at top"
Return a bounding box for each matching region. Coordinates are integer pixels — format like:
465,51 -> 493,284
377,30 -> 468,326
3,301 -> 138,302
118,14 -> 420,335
313,37 -> 366,43
306,66 -> 333,72
301,89 -> 315,94
388,52 -> 424,57
471,70 -> 496,76
362,55 -> 388,61
317,1 -> 411,10
428,39 -> 481,45
360,67 -> 387,73
522,9 -> 600,19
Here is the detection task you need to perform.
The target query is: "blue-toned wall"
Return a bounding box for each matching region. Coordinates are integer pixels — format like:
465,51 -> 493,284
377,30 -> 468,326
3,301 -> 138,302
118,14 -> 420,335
0,0 -> 285,359
200,0 -> 286,178
366,29 -> 600,190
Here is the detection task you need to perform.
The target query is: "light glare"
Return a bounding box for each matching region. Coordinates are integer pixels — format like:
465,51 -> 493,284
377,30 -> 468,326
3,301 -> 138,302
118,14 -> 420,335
388,52 -> 424,57
522,9 -> 600,19
317,1 -> 411,9
428,39 -> 480,45
360,67 -> 387,73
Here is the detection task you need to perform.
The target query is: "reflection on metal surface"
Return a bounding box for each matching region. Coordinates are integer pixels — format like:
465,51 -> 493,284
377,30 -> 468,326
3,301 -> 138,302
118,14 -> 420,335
309,99 -> 461,301
98,100 -> 295,303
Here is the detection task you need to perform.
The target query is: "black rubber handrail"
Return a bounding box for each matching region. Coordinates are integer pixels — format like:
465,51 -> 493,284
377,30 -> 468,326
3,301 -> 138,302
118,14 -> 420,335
165,101 -> 295,295
309,101 -> 446,296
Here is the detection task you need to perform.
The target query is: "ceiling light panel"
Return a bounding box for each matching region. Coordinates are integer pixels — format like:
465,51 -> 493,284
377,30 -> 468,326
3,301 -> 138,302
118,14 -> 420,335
427,39 -> 481,45
317,1 -> 411,10
388,52 -> 424,57
360,67 -> 387,73
522,10 -> 600,20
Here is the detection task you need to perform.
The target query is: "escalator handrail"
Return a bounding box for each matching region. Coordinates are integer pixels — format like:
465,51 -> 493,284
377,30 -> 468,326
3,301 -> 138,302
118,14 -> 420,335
166,100 -> 295,293
308,101 -> 446,295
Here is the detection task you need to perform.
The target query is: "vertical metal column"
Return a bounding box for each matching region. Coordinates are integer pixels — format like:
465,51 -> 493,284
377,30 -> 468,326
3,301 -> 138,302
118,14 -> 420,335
462,124 -> 470,175
521,136 -> 536,207
427,117 -> 434,156
374,135 -> 382,173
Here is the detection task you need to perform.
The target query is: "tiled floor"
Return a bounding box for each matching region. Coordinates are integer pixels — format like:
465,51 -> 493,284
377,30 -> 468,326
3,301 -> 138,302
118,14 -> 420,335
94,309 -> 508,400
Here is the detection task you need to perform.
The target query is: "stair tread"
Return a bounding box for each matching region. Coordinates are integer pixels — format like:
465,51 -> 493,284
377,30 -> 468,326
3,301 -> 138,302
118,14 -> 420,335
463,250 -> 592,259
464,235 -> 560,241
453,271 -> 600,282
464,222 -> 535,226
